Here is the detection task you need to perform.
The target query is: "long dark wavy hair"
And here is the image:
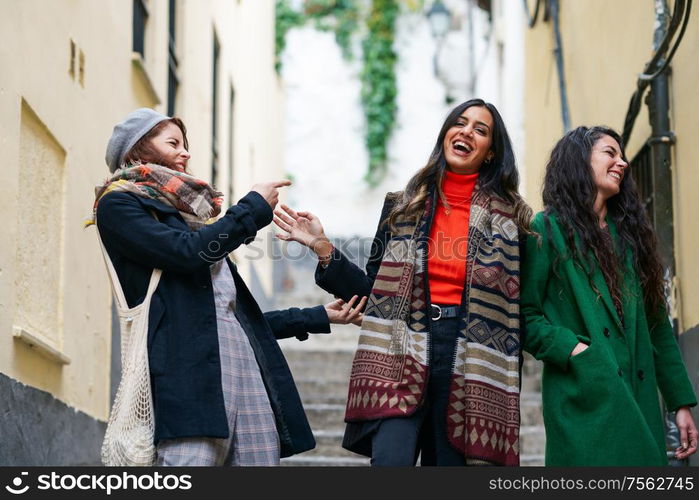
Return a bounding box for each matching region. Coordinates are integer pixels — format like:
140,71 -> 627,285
542,126 -> 666,313
386,99 -> 531,233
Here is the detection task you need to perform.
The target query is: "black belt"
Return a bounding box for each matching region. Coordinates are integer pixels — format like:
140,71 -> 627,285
430,304 -> 460,321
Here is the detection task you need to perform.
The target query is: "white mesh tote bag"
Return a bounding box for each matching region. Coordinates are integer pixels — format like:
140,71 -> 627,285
96,227 -> 162,466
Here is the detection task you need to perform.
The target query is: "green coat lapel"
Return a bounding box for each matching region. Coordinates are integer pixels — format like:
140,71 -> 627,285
578,218 -> 624,333
586,219 -> 640,342
590,265 -> 623,332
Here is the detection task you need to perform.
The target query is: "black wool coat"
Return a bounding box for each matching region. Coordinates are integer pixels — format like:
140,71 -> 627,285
96,190 -> 328,457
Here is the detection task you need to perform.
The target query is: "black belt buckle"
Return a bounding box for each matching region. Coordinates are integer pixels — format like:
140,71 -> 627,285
431,304 -> 442,321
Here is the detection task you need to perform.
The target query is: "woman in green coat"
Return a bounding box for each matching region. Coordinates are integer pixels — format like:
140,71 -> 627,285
522,126 -> 697,465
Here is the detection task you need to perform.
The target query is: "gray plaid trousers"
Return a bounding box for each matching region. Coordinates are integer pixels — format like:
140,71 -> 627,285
156,260 -> 280,466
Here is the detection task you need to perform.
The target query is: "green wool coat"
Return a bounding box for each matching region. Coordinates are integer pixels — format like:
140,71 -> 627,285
522,212 -> 697,466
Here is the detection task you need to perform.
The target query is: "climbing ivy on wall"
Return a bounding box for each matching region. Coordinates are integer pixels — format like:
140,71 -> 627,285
361,0 -> 398,186
275,0 -> 407,187
305,0 -> 360,60
275,0 -> 305,73
275,0 -> 359,73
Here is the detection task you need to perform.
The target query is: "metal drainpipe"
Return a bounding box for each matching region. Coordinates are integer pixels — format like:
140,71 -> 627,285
549,0 -> 571,132
648,0 -> 682,466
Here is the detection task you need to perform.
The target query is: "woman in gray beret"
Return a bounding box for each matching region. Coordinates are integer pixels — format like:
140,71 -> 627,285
89,108 -> 366,466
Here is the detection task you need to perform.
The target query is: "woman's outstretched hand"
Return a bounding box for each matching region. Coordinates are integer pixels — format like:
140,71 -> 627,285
251,180 -> 292,210
324,295 -> 368,327
274,204 -> 333,257
675,406 -> 698,460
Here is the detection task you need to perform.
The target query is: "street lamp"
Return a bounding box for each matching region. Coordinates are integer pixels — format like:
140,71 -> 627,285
426,1 -> 451,77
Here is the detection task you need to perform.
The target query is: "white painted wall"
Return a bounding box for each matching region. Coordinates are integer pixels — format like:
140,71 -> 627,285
474,0 -> 526,198
281,0 -> 525,238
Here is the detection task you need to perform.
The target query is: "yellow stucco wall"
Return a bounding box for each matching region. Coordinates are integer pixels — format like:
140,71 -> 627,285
176,0 -> 284,292
667,16 -> 699,332
1,0 -> 135,422
523,0 -> 699,332
1,0 -> 284,420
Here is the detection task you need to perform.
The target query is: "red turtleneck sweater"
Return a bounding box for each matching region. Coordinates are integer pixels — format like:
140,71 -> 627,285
428,170 -> 478,305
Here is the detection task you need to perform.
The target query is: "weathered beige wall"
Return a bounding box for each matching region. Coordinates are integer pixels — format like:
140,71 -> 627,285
523,0 -> 654,211
0,0 -> 134,420
523,0 -> 699,332
0,0 -> 284,420
177,0 -> 284,293
668,17 -> 699,332
227,0 -> 284,293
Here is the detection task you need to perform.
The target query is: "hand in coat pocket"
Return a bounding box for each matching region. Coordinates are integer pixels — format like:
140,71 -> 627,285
570,342 -> 589,357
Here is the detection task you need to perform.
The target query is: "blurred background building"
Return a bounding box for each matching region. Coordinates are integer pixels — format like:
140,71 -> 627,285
0,0 -> 283,464
277,0 -> 698,466
522,0 -> 698,465
1,0 -> 696,466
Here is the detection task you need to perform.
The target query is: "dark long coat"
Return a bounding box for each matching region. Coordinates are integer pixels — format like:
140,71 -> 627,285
96,190 -> 329,457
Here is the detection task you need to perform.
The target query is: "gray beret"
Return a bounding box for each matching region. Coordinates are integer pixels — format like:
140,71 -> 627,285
105,108 -> 170,172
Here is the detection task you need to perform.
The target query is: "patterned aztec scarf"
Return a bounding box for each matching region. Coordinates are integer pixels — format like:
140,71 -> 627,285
346,185 -> 521,466
85,164 -> 223,230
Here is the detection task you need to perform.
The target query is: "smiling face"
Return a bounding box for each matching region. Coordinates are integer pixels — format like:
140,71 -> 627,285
148,121 -> 191,171
442,105 -> 494,174
590,134 -> 628,202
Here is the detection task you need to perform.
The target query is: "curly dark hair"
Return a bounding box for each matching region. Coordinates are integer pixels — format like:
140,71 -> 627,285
386,99 -> 531,233
541,125 -> 666,313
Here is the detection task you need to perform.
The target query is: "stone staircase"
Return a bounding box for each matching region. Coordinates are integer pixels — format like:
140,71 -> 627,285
273,249 -> 545,466
280,325 -> 370,466
519,354 -> 546,466
279,324 -> 546,466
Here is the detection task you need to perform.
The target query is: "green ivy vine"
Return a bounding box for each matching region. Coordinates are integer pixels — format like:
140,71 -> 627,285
305,0 -> 360,60
275,0 -> 359,72
361,0 -> 398,185
276,0 -> 410,187
275,0 -> 305,73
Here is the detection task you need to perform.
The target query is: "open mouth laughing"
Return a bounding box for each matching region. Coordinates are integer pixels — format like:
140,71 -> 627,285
608,170 -> 623,182
452,140 -> 474,155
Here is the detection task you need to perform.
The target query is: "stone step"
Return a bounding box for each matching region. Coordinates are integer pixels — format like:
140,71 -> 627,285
292,377 -> 542,402
299,390 -> 543,418
297,389 -> 543,415
285,345 -> 543,367
284,340 -> 542,371
299,427 -> 546,460
303,403 -> 346,430
294,375 -> 541,395
282,453 -> 545,467
522,353 -> 543,393
284,347 -> 545,466
281,455 -> 370,467
302,394 -> 544,432
281,323 -> 361,353
284,348 -> 543,384
520,392 -> 544,428
301,430 -> 358,459
520,454 -> 545,466
520,425 -> 546,457
283,348 -> 355,368
295,381 -> 350,403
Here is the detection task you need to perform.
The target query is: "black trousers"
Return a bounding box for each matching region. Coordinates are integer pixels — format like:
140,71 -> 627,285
370,316 -> 466,466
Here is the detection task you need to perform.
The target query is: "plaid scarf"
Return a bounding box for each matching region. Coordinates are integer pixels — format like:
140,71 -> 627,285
86,164 -> 223,229
346,186 -> 522,465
